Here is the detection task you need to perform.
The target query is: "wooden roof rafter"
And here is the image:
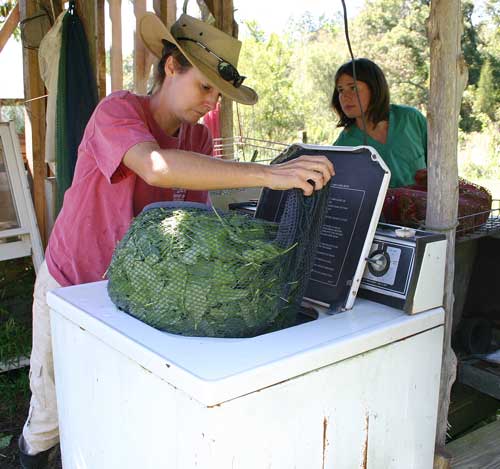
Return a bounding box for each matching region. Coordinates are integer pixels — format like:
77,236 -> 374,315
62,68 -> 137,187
0,1 -> 19,54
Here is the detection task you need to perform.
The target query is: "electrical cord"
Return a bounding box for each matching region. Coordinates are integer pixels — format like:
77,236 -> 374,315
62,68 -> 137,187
340,0 -> 368,146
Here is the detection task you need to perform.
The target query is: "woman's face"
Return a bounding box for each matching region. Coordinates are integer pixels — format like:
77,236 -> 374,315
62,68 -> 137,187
164,59 -> 221,124
336,74 -> 371,120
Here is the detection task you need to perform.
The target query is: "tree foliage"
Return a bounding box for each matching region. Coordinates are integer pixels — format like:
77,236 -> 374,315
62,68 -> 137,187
477,60 -> 497,120
237,31 -> 305,143
0,1 -> 15,19
234,0 -> 500,148
349,0 -> 429,110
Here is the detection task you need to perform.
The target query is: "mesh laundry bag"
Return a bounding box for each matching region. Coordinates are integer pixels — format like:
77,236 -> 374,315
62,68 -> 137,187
107,191 -> 329,338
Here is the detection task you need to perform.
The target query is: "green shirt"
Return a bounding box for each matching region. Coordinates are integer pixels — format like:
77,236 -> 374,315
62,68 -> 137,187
334,104 -> 427,188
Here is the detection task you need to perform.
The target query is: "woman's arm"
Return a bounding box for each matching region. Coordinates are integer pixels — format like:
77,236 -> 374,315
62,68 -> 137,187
123,142 -> 334,196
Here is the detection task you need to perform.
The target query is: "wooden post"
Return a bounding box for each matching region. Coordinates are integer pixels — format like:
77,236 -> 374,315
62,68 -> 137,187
76,0 -> 106,99
0,2 -> 20,54
427,0 -> 468,458
134,0 -> 147,94
19,0 -> 48,247
205,0 -> 235,156
109,0 -> 123,92
153,0 -> 177,25
133,0 -> 156,94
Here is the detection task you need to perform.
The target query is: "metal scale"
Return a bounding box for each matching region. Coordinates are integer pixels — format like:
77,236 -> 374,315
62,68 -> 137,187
252,142 -> 447,316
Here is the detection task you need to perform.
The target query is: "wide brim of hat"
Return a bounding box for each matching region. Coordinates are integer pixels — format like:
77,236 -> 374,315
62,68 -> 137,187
139,13 -> 258,105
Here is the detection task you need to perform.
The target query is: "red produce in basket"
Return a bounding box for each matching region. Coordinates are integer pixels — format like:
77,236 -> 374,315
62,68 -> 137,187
382,169 -> 492,237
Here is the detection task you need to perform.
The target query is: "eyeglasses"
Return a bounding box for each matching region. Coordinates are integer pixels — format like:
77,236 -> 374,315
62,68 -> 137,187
176,37 -> 246,88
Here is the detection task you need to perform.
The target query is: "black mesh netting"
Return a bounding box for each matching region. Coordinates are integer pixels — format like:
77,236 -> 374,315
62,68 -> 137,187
107,189 -> 329,338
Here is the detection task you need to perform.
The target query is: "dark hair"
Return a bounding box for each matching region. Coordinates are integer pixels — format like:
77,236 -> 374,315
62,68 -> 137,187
151,39 -> 192,92
331,58 -> 390,128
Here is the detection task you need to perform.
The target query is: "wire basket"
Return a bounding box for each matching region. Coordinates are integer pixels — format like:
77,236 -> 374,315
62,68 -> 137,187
213,136 -> 290,162
210,137 -> 294,211
456,199 -> 500,242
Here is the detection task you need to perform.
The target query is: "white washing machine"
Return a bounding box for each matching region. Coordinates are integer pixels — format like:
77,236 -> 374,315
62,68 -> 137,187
49,282 -> 443,469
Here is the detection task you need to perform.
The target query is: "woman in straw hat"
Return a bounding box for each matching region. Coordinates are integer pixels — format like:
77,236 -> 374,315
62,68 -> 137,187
19,12 -> 334,468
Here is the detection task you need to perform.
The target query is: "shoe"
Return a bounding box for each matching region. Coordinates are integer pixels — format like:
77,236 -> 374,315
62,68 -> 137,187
18,435 -> 57,469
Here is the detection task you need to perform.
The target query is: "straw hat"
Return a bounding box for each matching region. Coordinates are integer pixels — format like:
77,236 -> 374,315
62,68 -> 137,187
140,13 -> 258,105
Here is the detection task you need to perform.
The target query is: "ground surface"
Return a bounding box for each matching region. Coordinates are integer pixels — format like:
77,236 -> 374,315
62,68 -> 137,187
0,258 -> 62,468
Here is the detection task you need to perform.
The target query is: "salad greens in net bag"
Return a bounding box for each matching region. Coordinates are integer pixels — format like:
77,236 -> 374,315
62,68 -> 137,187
107,190 -> 328,338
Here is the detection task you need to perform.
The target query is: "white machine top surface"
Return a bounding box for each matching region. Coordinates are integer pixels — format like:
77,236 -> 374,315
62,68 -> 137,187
48,281 -> 444,406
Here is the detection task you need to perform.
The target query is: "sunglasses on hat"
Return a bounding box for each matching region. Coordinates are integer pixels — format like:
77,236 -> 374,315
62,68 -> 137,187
176,37 -> 246,88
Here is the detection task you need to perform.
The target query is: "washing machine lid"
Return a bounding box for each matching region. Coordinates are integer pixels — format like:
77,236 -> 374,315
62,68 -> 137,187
255,144 -> 391,313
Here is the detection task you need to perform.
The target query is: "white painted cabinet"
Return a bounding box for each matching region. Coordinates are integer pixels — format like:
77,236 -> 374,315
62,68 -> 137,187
49,281 -> 444,469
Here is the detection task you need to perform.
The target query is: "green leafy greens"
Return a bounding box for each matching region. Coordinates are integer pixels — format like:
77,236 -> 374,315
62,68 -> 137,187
107,207 -> 298,338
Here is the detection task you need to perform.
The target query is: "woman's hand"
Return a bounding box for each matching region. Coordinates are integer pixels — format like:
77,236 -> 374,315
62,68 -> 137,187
264,155 -> 335,196
123,142 -> 334,194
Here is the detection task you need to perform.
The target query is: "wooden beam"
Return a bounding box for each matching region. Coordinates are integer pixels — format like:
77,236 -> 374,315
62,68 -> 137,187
109,0 -> 123,92
206,0 -> 235,157
19,0 -> 48,247
76,0 -> 106,100
134,0 -> 154,94
433,446 -> 452,469
427,0 -> 468,449
0,2 -> 20,54
153,0 -> 177,25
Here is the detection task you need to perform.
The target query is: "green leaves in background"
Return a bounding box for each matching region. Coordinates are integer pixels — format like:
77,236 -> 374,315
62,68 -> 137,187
235,0 -> 500,186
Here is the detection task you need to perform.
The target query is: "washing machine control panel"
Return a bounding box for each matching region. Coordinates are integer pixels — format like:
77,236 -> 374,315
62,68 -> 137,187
359,223 -> 447,314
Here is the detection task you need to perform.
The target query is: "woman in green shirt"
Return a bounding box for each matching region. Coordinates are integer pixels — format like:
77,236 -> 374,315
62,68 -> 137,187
332,58 -> 427,188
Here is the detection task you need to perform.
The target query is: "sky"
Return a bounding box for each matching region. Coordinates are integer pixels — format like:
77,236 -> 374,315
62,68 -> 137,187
0,0 -> 364,99
234,0 -> 363,36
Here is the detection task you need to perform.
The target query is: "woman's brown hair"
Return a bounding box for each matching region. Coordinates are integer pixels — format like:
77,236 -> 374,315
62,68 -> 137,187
150,39 -> 192,93
331,58 -> 390,128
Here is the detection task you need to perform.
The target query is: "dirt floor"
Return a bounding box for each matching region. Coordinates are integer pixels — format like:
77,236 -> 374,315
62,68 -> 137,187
0,368 -> 63,469
0,406 -> 63,468
0,258 -> 62,468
